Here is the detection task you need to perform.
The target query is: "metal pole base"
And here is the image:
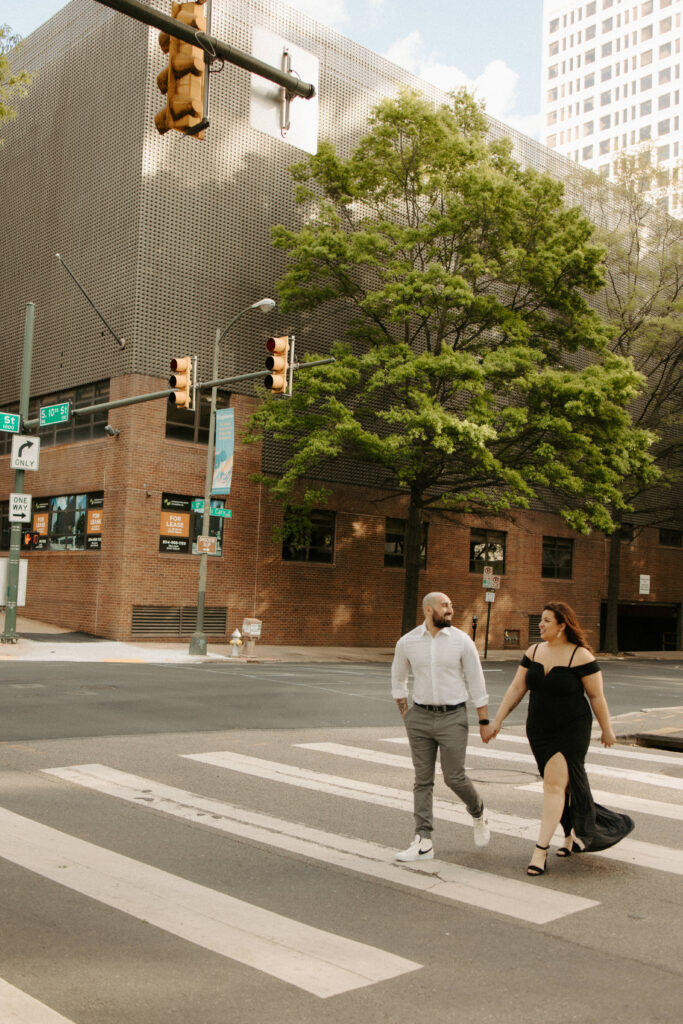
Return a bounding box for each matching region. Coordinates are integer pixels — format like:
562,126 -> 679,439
189,631 -> 207,656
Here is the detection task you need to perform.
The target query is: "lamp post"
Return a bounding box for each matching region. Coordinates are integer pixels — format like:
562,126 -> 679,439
189,298 -> 276,655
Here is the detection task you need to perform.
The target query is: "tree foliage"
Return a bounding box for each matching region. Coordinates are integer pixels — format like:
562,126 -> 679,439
246,90 -> 655,633
577,151 -> 683,651
0,25 -> 31,134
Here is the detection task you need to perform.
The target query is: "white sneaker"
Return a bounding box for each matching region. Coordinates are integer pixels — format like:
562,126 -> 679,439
472,812 -> 490,848
395,834 -> 434,862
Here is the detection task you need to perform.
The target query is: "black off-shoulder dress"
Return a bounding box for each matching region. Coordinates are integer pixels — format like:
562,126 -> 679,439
521,647 -> 634,852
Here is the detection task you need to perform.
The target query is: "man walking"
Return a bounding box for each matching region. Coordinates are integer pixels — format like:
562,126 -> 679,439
392,591 -> 491,861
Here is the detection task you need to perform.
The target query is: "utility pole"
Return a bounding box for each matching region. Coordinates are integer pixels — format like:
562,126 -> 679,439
1,304 -> 34,643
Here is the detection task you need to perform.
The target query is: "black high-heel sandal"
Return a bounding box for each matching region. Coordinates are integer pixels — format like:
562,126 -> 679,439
556,838 -> 573,857
527,843 -> 549,876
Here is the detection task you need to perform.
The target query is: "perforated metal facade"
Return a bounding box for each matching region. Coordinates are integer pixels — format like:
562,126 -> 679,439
0,0 -> 580,409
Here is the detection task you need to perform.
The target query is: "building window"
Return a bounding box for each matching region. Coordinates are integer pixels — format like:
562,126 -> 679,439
282,508 -> 335,564
640,0 -> 653,13
657,143 -> 670,160
586,2 -> 596,17
384,517 -> 428,569
585,48 -> 596,63
547,87 -> 558,102
584,97 -> 594,111
549,41 -> 559,56
601,66 -> 612,81
659,528 -> 682,547
600,114 -> 612,129
659,67 -> 672,85
549,64 -> 559,78
602,16 -> 613,31
600,138 -> 611,153
640,124 -> 652,139
658,118 -> 671,134
641,73 -> 653,90
640,99 -> 652,115
659,93 -> 671,109
582,144 -> 594,158
641,23 -> 654,40
542,537 -> 574,579
469,529 -> 506,575
602,41 -> 613,57
641,49 -> 653,65
166,390 -> 230,444
586,23 -> 596,39
1,492 -> 105,552
660,16 -> 672,32
550,17 -> 560,33
159,493 -> 226,555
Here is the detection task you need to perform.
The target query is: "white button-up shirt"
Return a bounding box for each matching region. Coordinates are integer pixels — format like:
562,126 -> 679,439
391,623 -> 488,709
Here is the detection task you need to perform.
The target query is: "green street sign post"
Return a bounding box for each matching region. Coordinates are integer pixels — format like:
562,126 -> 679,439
191,501 -> 232,518
0,412 -> 21,433
39,401 -> 71,426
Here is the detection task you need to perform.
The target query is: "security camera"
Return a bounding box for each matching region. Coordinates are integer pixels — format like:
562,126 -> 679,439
104,424 -> 120,437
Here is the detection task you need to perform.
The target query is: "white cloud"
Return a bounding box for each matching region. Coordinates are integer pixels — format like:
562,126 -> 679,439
382,32 -> 539,140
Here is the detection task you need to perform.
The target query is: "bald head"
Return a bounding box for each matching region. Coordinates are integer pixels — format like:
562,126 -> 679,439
423,592 -> 453,631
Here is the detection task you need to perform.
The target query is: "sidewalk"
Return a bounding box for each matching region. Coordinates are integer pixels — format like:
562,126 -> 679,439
2,615 -> 682,751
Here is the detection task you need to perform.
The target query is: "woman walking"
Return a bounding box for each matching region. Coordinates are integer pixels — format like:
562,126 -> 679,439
482,601 -> 634,876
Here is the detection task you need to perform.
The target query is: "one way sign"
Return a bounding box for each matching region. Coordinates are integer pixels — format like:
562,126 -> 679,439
9,492 -> 32,522
10,434 -> 40,471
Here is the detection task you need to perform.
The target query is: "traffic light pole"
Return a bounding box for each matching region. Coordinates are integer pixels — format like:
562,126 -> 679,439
94,0 -> 316,99
2,304 -> 34,644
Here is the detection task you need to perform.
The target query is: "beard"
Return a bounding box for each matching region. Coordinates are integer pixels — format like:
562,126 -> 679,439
432,614 -> 452,629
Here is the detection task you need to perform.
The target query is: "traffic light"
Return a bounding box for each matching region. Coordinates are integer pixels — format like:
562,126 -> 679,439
169,355 -> 195,409
265,336 -> 290,394
155,2 -> 208,139
22,532 -> 41,550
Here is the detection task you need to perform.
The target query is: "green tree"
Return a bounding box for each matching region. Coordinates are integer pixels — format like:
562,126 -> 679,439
0,25 -> 31,134
578,151 -> 683,653
247,90 -> 655,634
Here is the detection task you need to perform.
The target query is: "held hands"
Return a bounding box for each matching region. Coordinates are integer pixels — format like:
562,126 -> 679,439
480,722 -> 499,744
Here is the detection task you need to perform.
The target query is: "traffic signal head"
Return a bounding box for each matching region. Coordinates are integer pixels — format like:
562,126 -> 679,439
169,355 -> 195,409
155,2 -> 208,139
265,336 -> 290,394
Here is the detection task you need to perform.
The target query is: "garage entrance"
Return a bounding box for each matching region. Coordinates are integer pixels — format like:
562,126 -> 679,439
600,602 -> 681,652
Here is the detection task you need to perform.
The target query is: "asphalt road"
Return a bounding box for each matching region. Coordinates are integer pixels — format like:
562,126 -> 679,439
0,660 -> 681,1024
0,659 -> 680,740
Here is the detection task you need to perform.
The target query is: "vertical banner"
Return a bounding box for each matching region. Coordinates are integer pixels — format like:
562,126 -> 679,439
212,408 -> 235,495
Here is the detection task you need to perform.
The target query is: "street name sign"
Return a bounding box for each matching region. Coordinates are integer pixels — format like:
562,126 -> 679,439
9,492 -> 31,522
10,435 -> 40,471
191,501 -> 232,519
0,412 -> 21,433
39,401 -> 71,426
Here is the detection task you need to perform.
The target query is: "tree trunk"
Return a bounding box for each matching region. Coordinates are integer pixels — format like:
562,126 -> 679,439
604,529 -> 621,654
400,493 -> 423,636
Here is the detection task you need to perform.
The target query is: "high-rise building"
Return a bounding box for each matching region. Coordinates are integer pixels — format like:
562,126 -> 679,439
541,0 -> 682,211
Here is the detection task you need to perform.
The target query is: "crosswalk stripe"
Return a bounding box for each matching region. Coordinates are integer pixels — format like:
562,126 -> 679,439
190,748 -> 682,875
0,806 -> 419,998
517,782 -> 683,821
43,764 -> 597,924
0,978 -> 76,1024
310,740 -> 683,791
462,733 -> 683,767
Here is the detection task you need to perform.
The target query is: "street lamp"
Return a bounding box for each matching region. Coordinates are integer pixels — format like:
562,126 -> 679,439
189,298 -> 276,655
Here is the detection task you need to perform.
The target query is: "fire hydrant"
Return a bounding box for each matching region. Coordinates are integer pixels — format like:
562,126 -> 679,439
230,628 -> 243,658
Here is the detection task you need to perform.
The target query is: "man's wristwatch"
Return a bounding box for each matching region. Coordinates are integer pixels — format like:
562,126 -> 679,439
478,719 -> 490,726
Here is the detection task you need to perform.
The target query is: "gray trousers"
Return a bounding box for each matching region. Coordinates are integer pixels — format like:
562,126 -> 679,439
404,704 -> 483,837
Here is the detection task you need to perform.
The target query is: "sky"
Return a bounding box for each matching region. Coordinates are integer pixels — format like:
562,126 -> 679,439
0,0 -> 544,137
